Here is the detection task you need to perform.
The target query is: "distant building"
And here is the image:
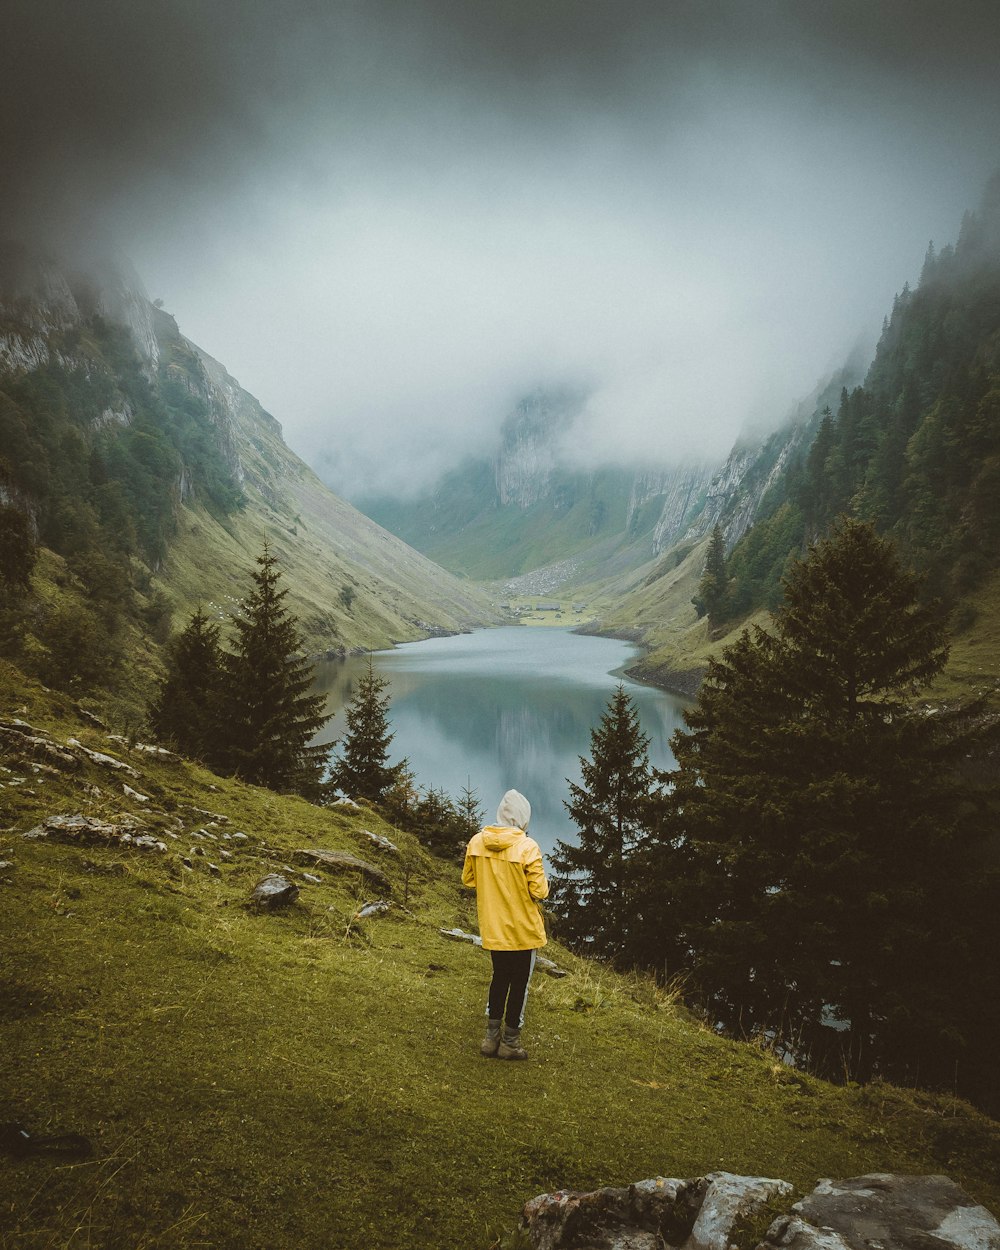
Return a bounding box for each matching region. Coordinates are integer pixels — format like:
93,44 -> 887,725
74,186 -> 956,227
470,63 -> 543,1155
535,603 -> 561,611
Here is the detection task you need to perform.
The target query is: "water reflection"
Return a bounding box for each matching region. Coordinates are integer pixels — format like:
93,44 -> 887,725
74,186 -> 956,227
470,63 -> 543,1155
312,627 -> 689,861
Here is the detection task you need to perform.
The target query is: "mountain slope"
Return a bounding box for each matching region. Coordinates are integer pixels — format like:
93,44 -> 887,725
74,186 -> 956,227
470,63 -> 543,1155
595,176 -> 1000,694
3,664 -> 999,1250
0,245 -> 493,715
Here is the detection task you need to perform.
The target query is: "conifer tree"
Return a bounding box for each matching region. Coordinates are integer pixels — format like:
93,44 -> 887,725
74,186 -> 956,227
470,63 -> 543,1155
692,524 -> 728,625
328,655 -> 405,803
148,607 -> 224,759
648,519 -> 981,1083
221,543 -> 329,796
550,684 -> 653,963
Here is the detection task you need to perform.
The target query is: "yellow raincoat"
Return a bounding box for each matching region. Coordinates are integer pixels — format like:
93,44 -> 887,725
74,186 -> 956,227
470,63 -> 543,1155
462,825 -> 549,950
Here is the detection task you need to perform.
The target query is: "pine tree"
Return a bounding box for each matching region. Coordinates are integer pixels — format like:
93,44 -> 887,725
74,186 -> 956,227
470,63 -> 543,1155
692,524 -> 727,624
148,607 -> 225,759
221,543 -> 329,796
647,520 -> 982,1083
550,684 -> 653,963
327,655 -> 405,803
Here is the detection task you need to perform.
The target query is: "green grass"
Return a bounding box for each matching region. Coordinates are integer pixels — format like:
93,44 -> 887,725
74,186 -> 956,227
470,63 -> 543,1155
2,662 -> 999,1250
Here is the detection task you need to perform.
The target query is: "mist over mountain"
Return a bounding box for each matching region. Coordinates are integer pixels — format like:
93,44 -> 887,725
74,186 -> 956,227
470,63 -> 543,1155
3,2 -> 999,498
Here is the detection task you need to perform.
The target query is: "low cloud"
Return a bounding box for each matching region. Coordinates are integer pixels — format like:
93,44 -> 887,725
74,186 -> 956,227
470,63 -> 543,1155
3,2 -> 999,497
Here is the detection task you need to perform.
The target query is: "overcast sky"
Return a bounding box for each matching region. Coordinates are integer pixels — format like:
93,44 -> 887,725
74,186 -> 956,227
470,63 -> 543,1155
3,1 -> 1000,497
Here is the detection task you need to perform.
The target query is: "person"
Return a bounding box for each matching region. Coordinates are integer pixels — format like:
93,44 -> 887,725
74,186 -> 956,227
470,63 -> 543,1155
462,788 -> 549,1060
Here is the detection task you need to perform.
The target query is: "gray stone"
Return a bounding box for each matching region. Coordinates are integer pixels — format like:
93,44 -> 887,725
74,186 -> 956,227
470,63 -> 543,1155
522,1177 -> 703,1250
66,739 -> 141,778
684,1172 -> 793,1250
301,871 -> 323,884
439,926 -> 483,946
357,828 -> 399,854
251,874 -> 299,909
23,814 -> 143,845
293,848 -> 390,891
0,728 -> 80,771
122,784 -> 150,802
763,1216 -> 853,1250
356,900 -> 391,919
120,832 -> 167,852
762,1174 -> 1000,1250
536,955 -> 569,979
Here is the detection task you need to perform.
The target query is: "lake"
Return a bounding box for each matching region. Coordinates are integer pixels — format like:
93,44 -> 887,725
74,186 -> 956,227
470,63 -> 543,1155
312,626 -> 689,861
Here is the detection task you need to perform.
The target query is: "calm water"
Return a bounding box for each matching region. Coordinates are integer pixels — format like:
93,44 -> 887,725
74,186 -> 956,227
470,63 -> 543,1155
312,627 -> 689,861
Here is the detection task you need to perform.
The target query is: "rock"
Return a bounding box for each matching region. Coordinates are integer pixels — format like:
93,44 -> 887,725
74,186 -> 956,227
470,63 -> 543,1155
357,829 -> 399,854
439,926 -> 483,946
66,739 -> 141,778
120,832 -> 167,852
75,706 -> 108,729
522,1178 -> 703,1250
293,849 -> 391,891
521,1174 -> 997,1250
0,728 -> 80,771
105,734 -> 178,761
536,955 -> 569,979
301,871 -> 323,884
356,900 -> 391,919
122,784 -> 150,802
22,814 -> 145,846
251,874 -> 299,910
183,806 -> 230,825
331,796 -> 360,808
762,1174 -> 1000,1250
685,1173 -> 793,1250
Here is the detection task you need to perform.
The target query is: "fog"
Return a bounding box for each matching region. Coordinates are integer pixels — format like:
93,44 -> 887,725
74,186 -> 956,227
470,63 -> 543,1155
3,1 -> 999,496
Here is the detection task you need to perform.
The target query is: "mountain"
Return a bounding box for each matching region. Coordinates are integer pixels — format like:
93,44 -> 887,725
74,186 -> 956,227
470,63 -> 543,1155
360,388 -> 719,583
593,175 -> 1000,694
0,245 -> 493,716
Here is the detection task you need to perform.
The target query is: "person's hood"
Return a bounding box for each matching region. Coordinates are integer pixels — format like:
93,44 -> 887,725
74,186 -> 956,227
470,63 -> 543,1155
481,826 -> 527,853
496,788 -> 530,831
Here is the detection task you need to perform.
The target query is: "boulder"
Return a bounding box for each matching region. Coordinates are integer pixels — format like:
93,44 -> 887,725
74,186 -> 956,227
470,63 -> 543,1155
686,1173 -> 793,1250
23,814 -> 145,846
521,1173 -> 1000,1250
762,1174 -> 1000,1250
293,849 -> 390,891
251,874 -> 299,910
522,1178 -> 703,1250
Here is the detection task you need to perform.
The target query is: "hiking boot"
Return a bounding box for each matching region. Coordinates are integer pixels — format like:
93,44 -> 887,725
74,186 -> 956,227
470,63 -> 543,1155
480,1018 -> 502,1057
498,1027 -> 528,1060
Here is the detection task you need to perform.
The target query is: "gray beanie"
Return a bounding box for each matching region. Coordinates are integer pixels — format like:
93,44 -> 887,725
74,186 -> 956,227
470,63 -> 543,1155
496,789 -> 531,832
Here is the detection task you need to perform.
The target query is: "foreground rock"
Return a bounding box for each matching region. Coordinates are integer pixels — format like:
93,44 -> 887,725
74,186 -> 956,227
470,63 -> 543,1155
764,1174 -> 1000,1250
521,1172 -> 1000,1250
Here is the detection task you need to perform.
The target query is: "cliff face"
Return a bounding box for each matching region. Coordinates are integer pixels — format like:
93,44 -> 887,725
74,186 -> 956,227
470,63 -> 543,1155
362,388 -> 721,581
494,389 -> 582,508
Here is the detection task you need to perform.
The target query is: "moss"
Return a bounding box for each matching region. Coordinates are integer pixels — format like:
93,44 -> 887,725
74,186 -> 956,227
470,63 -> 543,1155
2,663 -> 999,1250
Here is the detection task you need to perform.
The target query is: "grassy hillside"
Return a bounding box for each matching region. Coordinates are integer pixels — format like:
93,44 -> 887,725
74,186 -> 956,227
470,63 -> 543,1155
3,661 -> 999,1250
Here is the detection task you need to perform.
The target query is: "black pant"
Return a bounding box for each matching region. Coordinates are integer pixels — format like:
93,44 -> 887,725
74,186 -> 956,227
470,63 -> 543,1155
488,949 -> 535,1029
